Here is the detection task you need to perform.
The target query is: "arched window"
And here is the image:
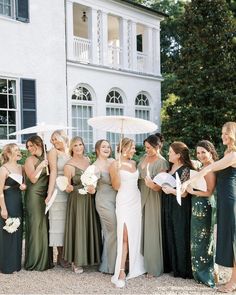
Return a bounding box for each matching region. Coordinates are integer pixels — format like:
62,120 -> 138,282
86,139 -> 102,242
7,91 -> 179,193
71,86 -> 94,151
135,93 -> 150,145
106,90 -> 124,149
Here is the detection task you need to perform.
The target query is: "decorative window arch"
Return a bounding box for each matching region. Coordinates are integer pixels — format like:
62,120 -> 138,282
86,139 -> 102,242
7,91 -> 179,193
135,92 -> 151,145
106,89 -> 124,149
71,85 -> 94,151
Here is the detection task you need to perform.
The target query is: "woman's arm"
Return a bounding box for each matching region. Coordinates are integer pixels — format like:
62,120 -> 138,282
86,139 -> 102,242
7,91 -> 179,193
24,157 -> 48,184
45,149 -> 57,203
64,164 -> 74,193
0,168 -> 8,219
186,171 -> 216,197
109,161 -> 120,191
182,152 -> 236,192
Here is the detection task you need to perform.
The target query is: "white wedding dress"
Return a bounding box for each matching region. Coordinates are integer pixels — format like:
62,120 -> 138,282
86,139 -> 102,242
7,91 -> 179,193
111,169 -> 146,286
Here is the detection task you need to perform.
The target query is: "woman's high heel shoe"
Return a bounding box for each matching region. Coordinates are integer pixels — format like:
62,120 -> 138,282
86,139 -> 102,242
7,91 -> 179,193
72,263 -> 83,274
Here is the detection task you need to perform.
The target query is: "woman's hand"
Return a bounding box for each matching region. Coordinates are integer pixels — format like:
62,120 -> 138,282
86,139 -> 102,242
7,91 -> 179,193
162,184 -> 175,195
87,185 -> 96,194
19,183 -> 27,191
186,185 -> 195,195
66,184 -> 73,193
1,209 -> 8,219
40,159 -> 48,168
181,180 -> 190,194
144,176 -> 154,189
45,195 -> 51,205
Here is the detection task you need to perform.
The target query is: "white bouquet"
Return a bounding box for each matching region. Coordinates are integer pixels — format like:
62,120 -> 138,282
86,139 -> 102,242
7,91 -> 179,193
56,176 -> 69,191
3,217 -> 21,233
79,165 -> 98,195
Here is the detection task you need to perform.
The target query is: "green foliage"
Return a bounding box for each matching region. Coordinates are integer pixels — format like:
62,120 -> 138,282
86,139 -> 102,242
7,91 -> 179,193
162,0 -> 236,149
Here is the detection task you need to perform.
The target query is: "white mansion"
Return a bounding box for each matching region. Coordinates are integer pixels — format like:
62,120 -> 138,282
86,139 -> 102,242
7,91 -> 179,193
0,0 -> 165,150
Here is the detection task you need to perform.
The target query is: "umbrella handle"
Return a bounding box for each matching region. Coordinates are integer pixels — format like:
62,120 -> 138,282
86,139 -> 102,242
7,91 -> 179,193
42,141 -> 49,176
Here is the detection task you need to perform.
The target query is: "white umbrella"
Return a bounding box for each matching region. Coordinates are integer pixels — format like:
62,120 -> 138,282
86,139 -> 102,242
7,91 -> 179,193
88,116 -> 158,164
88,116 -> 157,135
9,122 -> 72,175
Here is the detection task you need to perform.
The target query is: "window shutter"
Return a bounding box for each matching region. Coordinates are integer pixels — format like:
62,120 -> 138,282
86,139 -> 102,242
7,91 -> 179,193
20,79 -> 37,141
15,0 -> 29,23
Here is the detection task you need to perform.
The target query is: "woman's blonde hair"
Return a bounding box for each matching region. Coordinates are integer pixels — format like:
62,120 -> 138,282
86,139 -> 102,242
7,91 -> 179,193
223,122 -> 236,152
69,136 -> 85,157
50,130 -> 69,147
0,143 -> 18,165
117,137 -> 134,154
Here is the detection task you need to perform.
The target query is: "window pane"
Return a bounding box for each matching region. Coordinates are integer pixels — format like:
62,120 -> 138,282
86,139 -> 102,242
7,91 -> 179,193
9,95 -> 16,109
0,126 -> 7,139
0,79 -> 7,93
8,80 -> 16,94
8,111 -> 16,124
0,94 -> 7,108
0,110 -> 7,124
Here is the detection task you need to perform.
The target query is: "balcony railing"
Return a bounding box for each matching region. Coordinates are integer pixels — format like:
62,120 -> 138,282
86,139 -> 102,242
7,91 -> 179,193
108,45 -> 122,68
73,37 -> 91,63
137,51 -> 148,73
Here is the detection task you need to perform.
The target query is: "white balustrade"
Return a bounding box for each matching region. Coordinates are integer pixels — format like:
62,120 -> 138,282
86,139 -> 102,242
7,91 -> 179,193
136,51 -> 148,73
73,37 -> 91,63
108,45 -> 122,68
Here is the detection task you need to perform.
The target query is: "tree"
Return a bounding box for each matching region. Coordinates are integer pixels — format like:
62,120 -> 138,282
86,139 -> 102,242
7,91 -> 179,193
162,0 -> 236,148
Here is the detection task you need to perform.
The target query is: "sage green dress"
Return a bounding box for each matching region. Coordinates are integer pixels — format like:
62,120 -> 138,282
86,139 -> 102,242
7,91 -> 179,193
24,156 -> 53,271
63,166 -> 102,267
138,155 -> 169,276
191,195 -> 216,287
95,171 -> 117,273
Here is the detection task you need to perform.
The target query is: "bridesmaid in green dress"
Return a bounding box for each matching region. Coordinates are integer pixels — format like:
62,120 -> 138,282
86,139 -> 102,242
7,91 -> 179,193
24,136 -> 53,271
138,134 -> 168,277
0,144 -> 25,274
182,122 -> 236,293
93,139 -> 117,274
186,140 -> 218,288
63,136 -> 102,274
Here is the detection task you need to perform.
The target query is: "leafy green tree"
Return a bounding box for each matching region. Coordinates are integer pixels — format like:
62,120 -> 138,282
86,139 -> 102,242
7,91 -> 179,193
162,0 -> 236,148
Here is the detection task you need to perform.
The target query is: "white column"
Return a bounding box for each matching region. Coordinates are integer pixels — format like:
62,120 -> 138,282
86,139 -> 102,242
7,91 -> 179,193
143,26 -> 153,74
130,21 -> 137,71
66,0 -> 74,60
120,18 -> 128,70
88,8 -> 98,64
153,26 -> 160,75
100,11 -> 108,66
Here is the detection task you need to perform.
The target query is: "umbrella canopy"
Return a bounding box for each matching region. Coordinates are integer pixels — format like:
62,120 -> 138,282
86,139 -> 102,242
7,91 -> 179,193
9,122 -> 71,136
88,116 -> 157,134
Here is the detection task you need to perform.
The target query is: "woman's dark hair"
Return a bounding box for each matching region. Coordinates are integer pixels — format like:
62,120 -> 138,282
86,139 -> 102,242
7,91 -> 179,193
144,133 -> 163,150
170,141 -> 195,170
26,135 -> 45,156
95,139 -> 112,157
196,140 -> 218,161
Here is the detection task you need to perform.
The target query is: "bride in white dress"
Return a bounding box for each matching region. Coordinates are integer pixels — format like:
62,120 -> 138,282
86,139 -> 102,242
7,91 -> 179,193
110,138 -> 146,288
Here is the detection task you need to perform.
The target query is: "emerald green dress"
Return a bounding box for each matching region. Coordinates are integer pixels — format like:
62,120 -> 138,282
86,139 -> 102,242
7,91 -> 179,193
191,195 -> 216,287
24,156 -> 53,271
138,155 -> 169,276
63,166 -> 102,267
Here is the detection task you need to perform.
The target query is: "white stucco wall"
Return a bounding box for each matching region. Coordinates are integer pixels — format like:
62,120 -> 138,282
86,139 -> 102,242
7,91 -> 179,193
0,0 -> 67,127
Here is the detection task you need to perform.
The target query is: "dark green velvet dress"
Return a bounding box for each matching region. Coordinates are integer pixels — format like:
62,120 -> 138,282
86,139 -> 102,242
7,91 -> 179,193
216,166 -> 236,267
24,156 -> 53,271
63,166 -> 102,267
0,176 -> 23,274
191,194 -> 216,287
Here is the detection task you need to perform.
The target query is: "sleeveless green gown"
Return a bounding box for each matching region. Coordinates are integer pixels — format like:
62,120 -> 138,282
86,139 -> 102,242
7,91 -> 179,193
24,156 -> 53,271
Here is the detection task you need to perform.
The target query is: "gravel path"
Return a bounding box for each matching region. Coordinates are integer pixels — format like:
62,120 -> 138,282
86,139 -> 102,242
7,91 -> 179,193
0,265 -> 233,294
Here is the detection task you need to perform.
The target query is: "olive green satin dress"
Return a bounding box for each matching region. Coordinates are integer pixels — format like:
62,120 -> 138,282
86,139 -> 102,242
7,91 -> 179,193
24,156 -> 53,271
138,155 -> 169,277
63,166 -> 102,267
